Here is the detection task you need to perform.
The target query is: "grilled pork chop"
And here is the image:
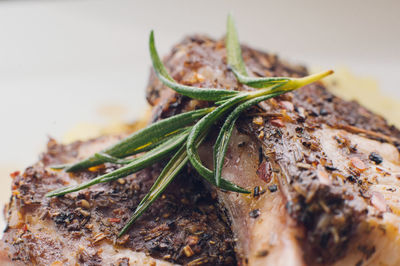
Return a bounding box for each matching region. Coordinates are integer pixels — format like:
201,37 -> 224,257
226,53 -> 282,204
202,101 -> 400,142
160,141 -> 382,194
2,35 -> 400,265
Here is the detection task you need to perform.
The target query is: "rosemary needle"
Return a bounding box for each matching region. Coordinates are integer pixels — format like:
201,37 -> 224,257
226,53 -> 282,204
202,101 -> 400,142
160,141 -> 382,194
118,145 -> 188,237
150,31 -> 239,102
186,93 -> 249,184
226,13 -> 290,88
214,90 -> 285,186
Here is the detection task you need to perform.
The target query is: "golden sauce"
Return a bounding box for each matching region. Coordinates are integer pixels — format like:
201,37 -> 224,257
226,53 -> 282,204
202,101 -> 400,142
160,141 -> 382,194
63,105 -> 151,144
323,67 -> 400,128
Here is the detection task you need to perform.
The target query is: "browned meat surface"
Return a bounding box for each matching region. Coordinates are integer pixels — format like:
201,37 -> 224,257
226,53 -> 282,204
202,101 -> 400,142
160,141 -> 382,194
147,35 -> 400,265
1,136 -> 236,265
2,34 -> 400,266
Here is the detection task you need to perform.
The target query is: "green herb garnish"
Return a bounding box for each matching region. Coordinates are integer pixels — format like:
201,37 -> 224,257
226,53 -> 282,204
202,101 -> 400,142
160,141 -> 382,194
46,15 -> 333,236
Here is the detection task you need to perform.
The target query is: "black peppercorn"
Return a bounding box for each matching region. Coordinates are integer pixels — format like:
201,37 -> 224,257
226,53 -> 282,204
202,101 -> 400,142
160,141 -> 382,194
369,152 -> 383,165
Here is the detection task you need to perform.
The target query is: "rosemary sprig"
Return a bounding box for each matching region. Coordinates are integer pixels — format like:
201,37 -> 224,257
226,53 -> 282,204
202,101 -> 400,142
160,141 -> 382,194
46,129 -> 190,197
58,107 -> 213,172
47,15 -> 333,236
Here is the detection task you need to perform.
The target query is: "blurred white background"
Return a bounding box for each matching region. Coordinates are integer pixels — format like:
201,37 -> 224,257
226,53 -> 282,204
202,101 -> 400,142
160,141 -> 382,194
0,0 -> 399,230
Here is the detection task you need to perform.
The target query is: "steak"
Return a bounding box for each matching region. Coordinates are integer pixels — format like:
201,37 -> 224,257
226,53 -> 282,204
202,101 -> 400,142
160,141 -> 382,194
2,34 -> 400,265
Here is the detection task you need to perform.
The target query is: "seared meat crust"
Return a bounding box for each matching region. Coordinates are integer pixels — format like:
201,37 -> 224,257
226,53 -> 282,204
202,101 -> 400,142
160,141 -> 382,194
146,35 -> 400,264
2,136 -> 236,265
147,35 -> 400,140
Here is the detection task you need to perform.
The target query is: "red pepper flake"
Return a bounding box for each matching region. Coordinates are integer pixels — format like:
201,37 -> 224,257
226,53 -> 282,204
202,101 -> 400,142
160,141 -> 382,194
280,109 -> 293,123
257,161 -> 272,183
92,232 -> 106,244
117,234 -> 130,245
270,119 -> 284,127
376,166 -> 391,176
317,170 -> 331,185
108,218 -> 121,223
10,171 -> 20,179
279,101 -> 294,111
371,192 -> 388,212
350,157 -> 367,172
113,209 -> 125,215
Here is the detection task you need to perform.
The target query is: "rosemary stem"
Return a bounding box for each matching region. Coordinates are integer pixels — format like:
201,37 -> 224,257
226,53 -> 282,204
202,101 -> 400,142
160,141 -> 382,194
246,70 -> 334,100
286,70 -> 334,90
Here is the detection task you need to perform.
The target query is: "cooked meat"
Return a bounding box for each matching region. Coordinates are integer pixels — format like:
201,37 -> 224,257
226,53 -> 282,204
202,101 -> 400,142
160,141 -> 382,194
2,34 -> 400,266
199,129 -> 305,266
0,136 -> 237,265
146,35 -> 400,265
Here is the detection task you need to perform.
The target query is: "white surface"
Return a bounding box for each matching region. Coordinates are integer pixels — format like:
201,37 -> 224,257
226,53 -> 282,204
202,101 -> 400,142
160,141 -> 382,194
0,0 -> 399,231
